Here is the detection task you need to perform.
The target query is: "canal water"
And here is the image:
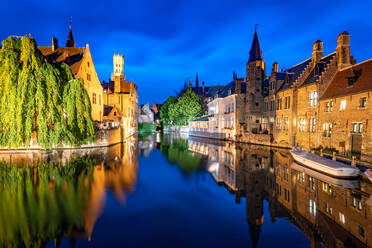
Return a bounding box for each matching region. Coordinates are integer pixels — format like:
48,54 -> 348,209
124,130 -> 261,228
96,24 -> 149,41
0,133 -> 371,247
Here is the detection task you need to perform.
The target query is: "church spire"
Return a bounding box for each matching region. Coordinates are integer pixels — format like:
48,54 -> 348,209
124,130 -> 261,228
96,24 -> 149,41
195,73 -> 199,88
248,25 -> 262,62
66,16 -> 76,47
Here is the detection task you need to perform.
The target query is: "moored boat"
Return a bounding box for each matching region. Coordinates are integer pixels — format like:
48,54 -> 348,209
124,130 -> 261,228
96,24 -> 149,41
364,169 -> 372,183
290,148 -> 360,178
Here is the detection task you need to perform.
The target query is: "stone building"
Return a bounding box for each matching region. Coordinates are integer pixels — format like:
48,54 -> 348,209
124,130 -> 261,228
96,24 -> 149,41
102,54 -> 138,137
189,80 -> 246,140
189,30 -> 372,161
39,24 -> 104,122
319,59 -> 372,160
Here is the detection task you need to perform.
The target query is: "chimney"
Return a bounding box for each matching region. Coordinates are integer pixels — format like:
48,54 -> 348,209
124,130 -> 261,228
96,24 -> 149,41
272,62 -> 278,73
52,37 -> 58,51
189,79 -> 192,88
312,40 -> 323,65
235,80 -> 241,94
233,71 -> 237,80
202,82 -> 205,96
336,31 -> 351,70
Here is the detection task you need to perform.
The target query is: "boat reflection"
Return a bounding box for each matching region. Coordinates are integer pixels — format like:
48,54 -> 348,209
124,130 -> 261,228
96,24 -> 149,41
0,137 -> 138,247
188,137 -> 372,248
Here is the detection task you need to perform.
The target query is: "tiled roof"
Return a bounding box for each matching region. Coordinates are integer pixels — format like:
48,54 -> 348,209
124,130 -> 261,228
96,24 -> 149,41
286,58 -> 312,83
102,80 -> 114,93
320,59 -> 372,100
103,105 -> 113,116
275,72 -> 287,81
38,46 -> 85,75
217,81 -> 247,98
202,85 -> 224,97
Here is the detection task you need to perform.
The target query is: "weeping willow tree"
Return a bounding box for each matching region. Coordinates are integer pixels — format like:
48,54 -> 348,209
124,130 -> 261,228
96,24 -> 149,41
0,36 -> 94,148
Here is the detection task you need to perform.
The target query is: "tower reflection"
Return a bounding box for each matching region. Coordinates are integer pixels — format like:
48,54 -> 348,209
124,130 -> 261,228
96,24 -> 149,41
188,137 -> 372,248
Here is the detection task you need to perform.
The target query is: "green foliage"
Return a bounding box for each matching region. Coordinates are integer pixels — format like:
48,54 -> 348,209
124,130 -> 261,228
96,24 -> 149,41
0,36 -> 94,148
159,135 -> 204,175
160,88 -> 204,126
159,96 -> 177,126
138,123 -> 156,133
0,157 -> 96,247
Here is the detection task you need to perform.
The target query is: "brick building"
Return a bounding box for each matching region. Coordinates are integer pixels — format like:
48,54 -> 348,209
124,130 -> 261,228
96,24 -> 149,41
102,54 -> 138,137
39,24 -> 104,122
319,59 -> 372,160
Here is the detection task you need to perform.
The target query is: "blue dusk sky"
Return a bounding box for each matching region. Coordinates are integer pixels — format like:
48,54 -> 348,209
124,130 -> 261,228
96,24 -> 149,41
0,0 -> 371,104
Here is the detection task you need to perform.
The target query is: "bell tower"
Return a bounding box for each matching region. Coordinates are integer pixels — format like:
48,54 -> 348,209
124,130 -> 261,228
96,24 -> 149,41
112,54 -> 125,79
112,54 -> 125,93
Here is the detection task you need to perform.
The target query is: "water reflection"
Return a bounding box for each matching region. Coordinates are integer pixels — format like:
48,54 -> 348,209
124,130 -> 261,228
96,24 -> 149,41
0,135 -> 371,247
0,138 -> 138,247
189,137 -> 372,248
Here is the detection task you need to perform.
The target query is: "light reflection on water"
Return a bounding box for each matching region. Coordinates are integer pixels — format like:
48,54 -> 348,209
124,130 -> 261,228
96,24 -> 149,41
0,134 -> 371,248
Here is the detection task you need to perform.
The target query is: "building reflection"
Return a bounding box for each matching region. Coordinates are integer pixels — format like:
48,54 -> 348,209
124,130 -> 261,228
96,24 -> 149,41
189,138 -> 372,248
0,138 -> 138,247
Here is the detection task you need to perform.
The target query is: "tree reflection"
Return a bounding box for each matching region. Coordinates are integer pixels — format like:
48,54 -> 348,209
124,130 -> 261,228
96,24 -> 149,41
160,134 -> 205,175
0,158 -> 95,247
0,139 -> 138,247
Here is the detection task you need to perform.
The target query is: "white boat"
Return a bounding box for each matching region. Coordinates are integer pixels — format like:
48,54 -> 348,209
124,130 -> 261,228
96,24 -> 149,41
364,170 -> 372,183
290,148 -> 360,178
291,162 -> 359,188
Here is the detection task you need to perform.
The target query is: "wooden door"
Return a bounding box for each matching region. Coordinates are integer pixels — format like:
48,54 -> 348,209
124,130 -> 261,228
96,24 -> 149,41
351,134 -> 362,158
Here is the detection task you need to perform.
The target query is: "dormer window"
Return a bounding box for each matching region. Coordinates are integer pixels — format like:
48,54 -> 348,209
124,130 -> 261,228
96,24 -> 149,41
347,69 -> 362,87
348,77 -> 357,87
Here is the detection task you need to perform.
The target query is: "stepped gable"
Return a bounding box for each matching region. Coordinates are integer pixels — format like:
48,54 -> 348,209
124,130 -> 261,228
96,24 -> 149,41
299,53 -> 336,88
320,59 -> 372,100
38,46 -> 85,75
286,58 -> 312,83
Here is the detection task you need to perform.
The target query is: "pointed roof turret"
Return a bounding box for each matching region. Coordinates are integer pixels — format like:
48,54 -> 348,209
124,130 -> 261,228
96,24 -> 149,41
249,222 -> 261,248
66,16 -> 76,47
196,73 -> 199,88
248,26 -> 263,62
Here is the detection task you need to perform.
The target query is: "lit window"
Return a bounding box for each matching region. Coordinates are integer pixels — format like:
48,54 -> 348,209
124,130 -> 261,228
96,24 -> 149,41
323,123 -> 332,137
284,117 -> 289,130
360,97 -> 367,108
310,91 -> 318,107
340,99 -> 346,110
325,202 -> 333,215
299,119 -> 306,132
309,199 -> 317,216
276,118 -> 281,130
339,212 -> 345,224
352,123 -> 363,133
309,118 -> 316,133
